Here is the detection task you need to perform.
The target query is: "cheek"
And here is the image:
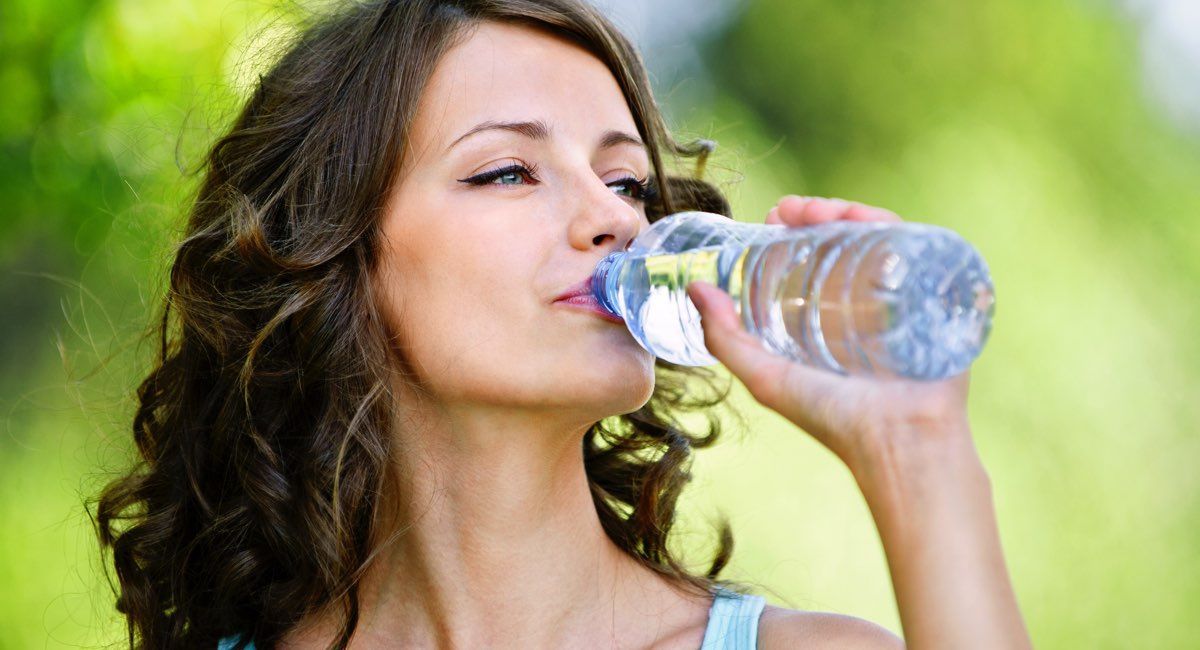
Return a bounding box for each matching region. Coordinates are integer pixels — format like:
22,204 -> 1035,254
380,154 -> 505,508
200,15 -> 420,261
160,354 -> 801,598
376,233 -> 547,399
380,257 -> 655,411
373,203 -> 654,410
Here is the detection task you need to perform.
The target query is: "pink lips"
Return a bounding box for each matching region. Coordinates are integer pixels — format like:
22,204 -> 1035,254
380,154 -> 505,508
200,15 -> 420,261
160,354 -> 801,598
554,278 -> 624,324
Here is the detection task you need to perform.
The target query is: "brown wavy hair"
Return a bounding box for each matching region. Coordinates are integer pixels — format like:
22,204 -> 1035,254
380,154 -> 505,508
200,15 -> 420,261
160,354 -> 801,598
93,0 -> 745,648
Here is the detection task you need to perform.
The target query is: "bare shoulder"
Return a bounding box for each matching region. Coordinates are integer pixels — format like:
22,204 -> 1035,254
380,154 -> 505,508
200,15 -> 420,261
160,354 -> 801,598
757,604 -> 906,649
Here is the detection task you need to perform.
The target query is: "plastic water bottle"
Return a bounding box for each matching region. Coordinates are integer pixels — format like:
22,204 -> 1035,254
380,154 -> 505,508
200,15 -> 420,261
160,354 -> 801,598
590,211 -> 995,380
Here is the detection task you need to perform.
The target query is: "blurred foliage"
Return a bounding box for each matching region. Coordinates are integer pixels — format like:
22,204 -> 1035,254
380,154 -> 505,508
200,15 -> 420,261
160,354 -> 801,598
2,0 -> 1197,647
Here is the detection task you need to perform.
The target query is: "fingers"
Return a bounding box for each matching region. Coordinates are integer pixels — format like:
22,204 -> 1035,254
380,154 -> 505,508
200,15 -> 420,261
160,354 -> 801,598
685,280 -> 788,401
843,202 -> 902,223
765,206 -> 784,225
685,279 -> 854,440
769,195 -> 903,227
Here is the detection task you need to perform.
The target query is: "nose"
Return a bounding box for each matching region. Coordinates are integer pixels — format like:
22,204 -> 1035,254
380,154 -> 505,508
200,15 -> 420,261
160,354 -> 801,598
567,177 -> 644,255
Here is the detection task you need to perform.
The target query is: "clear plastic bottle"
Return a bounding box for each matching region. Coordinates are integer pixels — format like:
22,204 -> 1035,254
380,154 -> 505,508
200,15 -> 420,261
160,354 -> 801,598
591,211 -> 995,380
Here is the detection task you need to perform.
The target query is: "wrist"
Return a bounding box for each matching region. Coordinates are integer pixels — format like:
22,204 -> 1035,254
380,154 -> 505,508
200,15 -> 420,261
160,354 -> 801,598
848,419 -> 989,498
846,421 -> 1031,650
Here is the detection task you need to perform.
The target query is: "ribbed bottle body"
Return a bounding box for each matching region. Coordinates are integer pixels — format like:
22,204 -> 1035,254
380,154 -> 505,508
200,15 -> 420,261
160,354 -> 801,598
593,213 -> 995,380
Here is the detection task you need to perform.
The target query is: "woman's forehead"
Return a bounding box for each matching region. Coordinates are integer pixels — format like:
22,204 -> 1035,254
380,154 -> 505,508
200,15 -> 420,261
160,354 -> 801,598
411,22 -> 638,150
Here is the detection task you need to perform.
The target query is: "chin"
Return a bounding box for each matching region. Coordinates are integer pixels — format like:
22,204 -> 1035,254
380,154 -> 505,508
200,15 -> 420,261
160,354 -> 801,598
609,369 -> 656,412
565,367 -> 651,412
614,349 -> 655,376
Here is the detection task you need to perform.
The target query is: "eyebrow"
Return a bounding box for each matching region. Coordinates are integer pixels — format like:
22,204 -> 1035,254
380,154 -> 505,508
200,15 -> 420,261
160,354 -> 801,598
598,129 -> 645,150
446,119 -> 646,153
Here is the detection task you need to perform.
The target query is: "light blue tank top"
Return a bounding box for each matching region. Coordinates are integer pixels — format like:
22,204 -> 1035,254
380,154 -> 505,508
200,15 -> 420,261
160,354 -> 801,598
700,587 -> 767,649
216,635 -> 253,650
216,587 -> 765,649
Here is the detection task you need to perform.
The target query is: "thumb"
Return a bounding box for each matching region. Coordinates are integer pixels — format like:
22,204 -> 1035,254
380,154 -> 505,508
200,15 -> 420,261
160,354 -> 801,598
685,281 -> 788,394
685,281 -> 849,433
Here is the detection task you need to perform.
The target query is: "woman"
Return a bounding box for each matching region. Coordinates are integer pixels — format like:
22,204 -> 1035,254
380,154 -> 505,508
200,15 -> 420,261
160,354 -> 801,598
95,0 -> 1031,648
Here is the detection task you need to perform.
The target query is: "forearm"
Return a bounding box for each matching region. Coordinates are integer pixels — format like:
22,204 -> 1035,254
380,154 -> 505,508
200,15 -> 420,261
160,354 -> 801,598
850,426 -> 1032,650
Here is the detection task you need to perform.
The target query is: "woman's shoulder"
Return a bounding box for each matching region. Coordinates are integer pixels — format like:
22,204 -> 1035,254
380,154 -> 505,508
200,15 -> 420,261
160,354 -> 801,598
756,604 -> 906,649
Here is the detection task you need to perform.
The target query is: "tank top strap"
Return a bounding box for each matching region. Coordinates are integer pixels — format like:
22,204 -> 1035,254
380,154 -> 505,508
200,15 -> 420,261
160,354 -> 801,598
699,586 -> 767,650
217,633 -> 255,650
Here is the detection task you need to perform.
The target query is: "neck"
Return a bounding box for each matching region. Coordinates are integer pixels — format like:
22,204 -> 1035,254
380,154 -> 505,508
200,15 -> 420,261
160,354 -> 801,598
283,399 -> 708,648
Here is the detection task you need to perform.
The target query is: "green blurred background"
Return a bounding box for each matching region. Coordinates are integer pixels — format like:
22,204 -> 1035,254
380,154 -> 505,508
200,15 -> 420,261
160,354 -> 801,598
3,0 -> 1198,647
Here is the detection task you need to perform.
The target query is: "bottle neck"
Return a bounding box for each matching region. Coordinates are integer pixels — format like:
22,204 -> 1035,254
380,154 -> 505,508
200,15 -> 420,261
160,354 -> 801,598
591,252 -> 624,317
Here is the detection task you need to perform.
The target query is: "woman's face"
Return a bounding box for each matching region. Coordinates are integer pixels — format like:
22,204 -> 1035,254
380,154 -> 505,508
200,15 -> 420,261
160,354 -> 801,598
377,21 -> 656,422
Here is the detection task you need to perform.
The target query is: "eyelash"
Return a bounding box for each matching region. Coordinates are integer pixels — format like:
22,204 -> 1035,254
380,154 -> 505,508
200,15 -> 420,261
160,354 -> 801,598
457,163 -> 658,202
619,176 -> 657,202
458,162 -> 542,188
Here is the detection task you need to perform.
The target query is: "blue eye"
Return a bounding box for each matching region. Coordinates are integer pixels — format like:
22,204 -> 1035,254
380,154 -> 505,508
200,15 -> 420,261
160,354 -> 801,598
458,163 -> 540,186
607,176 -> 655,202
457,164 -> 657,204
609,180 -> 635,196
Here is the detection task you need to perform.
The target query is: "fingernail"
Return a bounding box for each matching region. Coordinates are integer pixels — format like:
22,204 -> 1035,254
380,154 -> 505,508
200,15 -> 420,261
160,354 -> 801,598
688,282 -> 710,311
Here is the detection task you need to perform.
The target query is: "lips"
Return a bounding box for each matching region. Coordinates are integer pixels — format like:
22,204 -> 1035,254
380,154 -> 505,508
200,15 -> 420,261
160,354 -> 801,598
554,277 -> 624,324
553,278 -> 594,303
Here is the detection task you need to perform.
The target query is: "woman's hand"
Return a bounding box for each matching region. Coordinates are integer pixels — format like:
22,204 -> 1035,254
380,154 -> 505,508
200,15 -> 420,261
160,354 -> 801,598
685,195 -> 973,473
688,196 -> 1032,648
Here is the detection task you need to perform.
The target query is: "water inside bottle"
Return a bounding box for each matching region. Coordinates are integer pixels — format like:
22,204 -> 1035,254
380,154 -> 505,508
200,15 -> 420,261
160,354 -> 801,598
616,247 -> 723,366
605,222 -> 994,379
774,228 -> 905,377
